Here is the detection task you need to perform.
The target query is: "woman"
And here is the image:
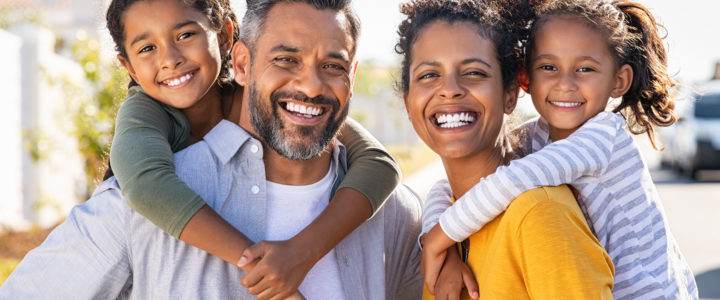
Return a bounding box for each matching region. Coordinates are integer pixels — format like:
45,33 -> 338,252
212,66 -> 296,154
395,0 -> 614,298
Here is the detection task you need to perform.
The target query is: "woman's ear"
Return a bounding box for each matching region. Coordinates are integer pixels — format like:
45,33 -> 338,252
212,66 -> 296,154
517,70 -> 530,93
611,64 -> 634,98
117,54 -> 139,83
503,85 -> 519,115
231,41 -> 251,86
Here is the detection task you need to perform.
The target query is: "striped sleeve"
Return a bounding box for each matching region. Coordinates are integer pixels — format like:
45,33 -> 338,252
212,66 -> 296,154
438,112 -> 624,242
421,179 -> 453,236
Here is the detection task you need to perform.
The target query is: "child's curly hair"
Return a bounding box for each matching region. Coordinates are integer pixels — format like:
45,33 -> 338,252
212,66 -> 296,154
106,0 -> 240,88
395,0 -> 532,94
528,0 -> 677,149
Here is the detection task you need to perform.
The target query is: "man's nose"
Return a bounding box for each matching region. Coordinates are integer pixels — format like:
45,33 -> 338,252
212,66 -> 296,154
291,66 -> 325,99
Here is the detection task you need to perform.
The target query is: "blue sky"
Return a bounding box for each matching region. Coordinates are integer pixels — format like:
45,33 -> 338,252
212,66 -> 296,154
230,0 -> 720,83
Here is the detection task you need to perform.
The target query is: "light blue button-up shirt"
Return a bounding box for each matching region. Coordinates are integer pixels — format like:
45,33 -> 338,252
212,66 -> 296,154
0,120 -> 422,299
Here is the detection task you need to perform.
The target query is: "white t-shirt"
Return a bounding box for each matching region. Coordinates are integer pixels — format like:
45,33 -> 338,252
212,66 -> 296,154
265,161 -> 345,300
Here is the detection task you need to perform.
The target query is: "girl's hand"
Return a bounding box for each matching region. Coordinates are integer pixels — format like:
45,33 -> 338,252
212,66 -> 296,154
435,248 -> 479,300
237,240 -> 314,300
421,224 -> 457,293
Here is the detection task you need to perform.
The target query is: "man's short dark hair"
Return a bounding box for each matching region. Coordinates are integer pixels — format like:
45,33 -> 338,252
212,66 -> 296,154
240,0 -> 361,54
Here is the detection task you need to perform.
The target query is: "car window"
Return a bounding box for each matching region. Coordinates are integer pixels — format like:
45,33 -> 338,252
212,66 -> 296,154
695,93 -> 720,118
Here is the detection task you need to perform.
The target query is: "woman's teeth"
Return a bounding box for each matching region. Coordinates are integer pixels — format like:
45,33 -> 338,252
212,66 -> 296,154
435,112 -> 475,129
285,102 -> 324,117
163,73 -> 193,87
550,101 -> 582,108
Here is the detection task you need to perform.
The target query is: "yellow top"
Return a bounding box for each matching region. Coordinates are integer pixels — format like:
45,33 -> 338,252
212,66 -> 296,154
424,186 -> 614,299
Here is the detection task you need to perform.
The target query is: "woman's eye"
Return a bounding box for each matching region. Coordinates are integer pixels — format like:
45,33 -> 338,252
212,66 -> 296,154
464,70 -> 488,78
139,45 -> 155,54
538,65 -> 556,72
418,72 -> 438,80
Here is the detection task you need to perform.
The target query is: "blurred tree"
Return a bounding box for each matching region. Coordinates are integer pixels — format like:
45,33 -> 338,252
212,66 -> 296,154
69,35 -> 127,194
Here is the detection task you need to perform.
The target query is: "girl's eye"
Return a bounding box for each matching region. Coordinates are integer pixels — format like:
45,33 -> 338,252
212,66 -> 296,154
538,64 -> 556,72
178,32 -> 196,40
577,67 -> 595,73
139,45 -> 155,54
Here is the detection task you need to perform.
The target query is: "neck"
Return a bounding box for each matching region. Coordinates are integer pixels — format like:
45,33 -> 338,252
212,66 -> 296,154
548,126 -> 574,141
442,146 -> 506,199
182,86 -> 224,142
264,148 -> 332,185
234,85 -> 332,186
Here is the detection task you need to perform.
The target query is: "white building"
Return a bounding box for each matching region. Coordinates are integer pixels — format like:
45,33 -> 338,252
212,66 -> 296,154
0,25 -> 88,231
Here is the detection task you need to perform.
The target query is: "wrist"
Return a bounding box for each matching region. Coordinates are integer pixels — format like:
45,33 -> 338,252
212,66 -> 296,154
289,235 -> 324,266
426,224 -> 455,254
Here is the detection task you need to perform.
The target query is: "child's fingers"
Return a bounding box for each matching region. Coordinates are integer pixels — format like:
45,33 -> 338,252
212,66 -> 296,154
462,267 -> 480,299
238,242 -> 268,268
240,265 -> 266,289
424,256 -> 443,294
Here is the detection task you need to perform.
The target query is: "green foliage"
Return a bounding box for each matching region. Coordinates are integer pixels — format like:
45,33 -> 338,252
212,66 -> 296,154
353,59 -> 398,97
70,34 -> 128,193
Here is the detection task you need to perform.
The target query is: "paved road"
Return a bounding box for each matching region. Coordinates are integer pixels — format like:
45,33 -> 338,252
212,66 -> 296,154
405,163 -> 720,298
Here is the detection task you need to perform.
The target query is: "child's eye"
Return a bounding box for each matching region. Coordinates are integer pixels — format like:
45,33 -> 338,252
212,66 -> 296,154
538,64 -> 556,72
577,67 -> 595,73
138,45 -> 155,54
178,32 -> 196,40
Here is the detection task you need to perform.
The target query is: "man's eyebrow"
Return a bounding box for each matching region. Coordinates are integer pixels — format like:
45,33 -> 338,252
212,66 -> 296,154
270,44 -> 300,53
328,51 -> 350,64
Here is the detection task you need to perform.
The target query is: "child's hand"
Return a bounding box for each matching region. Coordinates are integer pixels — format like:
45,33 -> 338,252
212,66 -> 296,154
237,240 -> 314,300
421,223 -> 458,294
435,248 -> 479,299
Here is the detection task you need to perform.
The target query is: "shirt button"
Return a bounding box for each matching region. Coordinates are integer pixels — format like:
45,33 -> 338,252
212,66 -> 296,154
250,144 -> 259,153
251,185 -> 260,194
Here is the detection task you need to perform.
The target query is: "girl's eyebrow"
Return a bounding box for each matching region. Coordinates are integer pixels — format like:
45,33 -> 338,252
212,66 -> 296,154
129,20 -> 199,47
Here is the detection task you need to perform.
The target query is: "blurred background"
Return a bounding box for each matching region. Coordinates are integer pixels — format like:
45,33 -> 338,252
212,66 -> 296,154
0,0 -> 719,297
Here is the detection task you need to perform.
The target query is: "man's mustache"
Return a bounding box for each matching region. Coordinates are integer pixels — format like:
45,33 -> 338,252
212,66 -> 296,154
270,90 -> 340,110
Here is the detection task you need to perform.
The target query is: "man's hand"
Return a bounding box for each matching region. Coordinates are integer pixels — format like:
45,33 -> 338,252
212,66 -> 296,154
421,223 -> 457,294
237,239 -> 316,300
434,247 -> 479,300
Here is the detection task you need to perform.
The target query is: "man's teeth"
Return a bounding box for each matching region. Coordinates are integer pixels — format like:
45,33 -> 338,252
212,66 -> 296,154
164,73 -> 193,87
435,112 -> 475,128
550,101 -> 582,108
286,102 -> 323,116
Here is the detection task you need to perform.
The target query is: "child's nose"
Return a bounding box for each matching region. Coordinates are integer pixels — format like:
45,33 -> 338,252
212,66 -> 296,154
160,45 -> 185,70
556,72 -> 579,92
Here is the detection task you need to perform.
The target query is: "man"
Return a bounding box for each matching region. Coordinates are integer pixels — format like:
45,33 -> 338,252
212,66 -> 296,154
0,1 -> 422,299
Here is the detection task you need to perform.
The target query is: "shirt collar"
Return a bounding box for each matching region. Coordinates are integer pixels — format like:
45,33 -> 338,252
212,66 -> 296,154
203,120 -> 252,165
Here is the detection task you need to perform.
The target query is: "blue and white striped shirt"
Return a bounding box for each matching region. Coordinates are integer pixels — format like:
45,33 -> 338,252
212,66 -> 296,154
422,112 -> 697,299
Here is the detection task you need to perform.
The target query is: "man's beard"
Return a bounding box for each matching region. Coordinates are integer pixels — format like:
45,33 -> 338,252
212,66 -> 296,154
248,83 -> 348,160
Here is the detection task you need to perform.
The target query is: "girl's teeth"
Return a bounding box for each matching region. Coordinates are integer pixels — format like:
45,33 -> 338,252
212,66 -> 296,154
165,73 -> 193,87
551,101 -> 582,108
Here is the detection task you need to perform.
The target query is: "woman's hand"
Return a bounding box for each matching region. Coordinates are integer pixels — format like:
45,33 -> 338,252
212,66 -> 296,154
434,247 -> 479,300
421,223 -> 458,293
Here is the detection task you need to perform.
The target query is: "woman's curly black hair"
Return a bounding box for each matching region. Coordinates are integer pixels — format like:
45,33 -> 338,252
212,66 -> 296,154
395,0 -> 532,94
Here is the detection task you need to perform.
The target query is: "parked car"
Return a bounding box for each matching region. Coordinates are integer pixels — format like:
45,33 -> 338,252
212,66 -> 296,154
663,80 -> 720,179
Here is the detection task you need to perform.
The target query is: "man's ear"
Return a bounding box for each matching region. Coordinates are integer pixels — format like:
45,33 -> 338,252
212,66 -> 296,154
503,85 -> 519,115
611,64 -> 633,98
231,40 -> 251,86
117,54 -> 139,83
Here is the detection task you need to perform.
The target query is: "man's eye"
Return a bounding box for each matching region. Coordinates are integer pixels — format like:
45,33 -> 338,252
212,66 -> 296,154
274,57 -> 297,65
323,63 -> 347,72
